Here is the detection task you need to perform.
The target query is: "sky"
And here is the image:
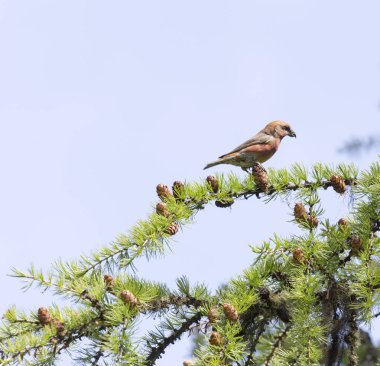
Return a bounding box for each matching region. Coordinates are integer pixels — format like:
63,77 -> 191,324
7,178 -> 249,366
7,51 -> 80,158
0,1 -> 379,364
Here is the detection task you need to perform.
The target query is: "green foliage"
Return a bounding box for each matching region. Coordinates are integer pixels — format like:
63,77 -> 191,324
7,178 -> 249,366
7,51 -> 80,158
1,161 -> 380,365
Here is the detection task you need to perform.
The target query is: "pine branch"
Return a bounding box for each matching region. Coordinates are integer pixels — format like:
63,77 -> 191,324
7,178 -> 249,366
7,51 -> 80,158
90,349 -> 103,366
78,240 -> 144,277
244,320 -> 268,366
6,162 -> 380,365
347,311 -> 360,366
264,324 -> 291,366
143,296 -> 206,315
145,312 -> 202,366
69,163 -> 358,277
1,308 -> 106,365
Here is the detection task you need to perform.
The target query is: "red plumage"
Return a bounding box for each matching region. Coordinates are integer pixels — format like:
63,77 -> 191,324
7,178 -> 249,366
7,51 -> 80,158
204,120 -> 296,171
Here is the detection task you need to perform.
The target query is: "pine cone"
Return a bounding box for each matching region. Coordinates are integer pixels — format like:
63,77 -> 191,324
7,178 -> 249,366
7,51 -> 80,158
165,222 -> 179,236
338,218 -> 348,227
156,202 -> 170,218
293,247 -> 305,264
104,274 -> 114,291
223,303 -> 239,322
348,234 -> 363,255
307,215 -> 319,228
206,175 -> 219,193
294,202 -> 308,221
156,184 -> 173,200
172,181 -> 185,200
54,320 -> 66,338
120,290 -> 139,307
208,308 -> 219,323
37,307 -> 52,325
215,199 -> 233,208
258,286 -> 270,301
252,163 -> 269,191
330,175 -> 346,194
209,331 -> 222,346
183,361 -> 194,366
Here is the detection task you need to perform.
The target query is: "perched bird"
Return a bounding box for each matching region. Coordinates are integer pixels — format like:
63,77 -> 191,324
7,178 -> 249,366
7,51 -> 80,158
204,120 -> 296,171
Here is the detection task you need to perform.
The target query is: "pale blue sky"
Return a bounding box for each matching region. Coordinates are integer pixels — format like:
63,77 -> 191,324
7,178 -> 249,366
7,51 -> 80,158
0,1 -> 379,364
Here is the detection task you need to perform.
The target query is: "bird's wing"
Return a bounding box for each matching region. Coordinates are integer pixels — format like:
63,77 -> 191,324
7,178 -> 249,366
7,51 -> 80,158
219,132 -> 272,158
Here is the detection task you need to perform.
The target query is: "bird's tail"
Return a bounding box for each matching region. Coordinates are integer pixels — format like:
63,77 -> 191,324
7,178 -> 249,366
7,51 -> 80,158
204,159 -> 223,170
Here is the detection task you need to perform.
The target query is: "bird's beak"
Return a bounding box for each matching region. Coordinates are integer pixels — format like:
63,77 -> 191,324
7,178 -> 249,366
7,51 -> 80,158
289,129 -> 296,138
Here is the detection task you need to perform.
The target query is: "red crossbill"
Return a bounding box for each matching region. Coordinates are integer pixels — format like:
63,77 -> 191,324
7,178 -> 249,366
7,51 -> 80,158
204,120 -> 296,171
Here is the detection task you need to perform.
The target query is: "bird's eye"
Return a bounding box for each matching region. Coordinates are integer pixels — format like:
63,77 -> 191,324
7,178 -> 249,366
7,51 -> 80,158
283,126 -> 290,131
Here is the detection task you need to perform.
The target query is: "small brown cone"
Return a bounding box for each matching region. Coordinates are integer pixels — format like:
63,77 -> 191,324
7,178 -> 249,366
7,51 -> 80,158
183,361 -> 194,366
338,218 -> 348,227
223,303 -> 239,322
206,175 -> 219,193
172,181 -> 185,200
156,202 -> 170,218
294,202 -> 308,221
258,286 -> 270,301
120,290 -> 139,307
330,175 -> 346,194
252,163 -> 269,191
156,184 -> 173,200
209,331 -> 222,346
54,320 -> 66,338
208,308 -> 219,323
215,199 -> 233,208
348,234 -> 363,255
307,215 -> 319,228
165,222 -> 179,236
37,307 -> 52,325
104,274 -> 114,291
293,247 -> 305,264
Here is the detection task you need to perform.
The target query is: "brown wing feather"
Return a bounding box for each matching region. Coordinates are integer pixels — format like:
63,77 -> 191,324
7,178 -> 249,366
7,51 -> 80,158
219,132 -> 272,158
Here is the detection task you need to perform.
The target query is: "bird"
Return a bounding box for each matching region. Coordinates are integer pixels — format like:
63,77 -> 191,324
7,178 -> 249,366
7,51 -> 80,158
204,120 -> 296,172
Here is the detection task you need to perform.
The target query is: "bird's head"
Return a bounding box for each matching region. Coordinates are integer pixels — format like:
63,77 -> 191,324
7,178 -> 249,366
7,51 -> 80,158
264,120 -> 296,139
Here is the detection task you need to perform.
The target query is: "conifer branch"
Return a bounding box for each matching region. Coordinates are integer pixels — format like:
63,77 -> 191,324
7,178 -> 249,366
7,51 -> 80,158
145,312 -> 202,366
264,324 -> 291,366
73,164 -> 358,276
5,162 -> 380,365
244,320 -> 268,366
144,295 -> 206,312
347,314 -> 359,366
78,240 -> 143,277
2,313 -> 104,365
90,349 -> 103,366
